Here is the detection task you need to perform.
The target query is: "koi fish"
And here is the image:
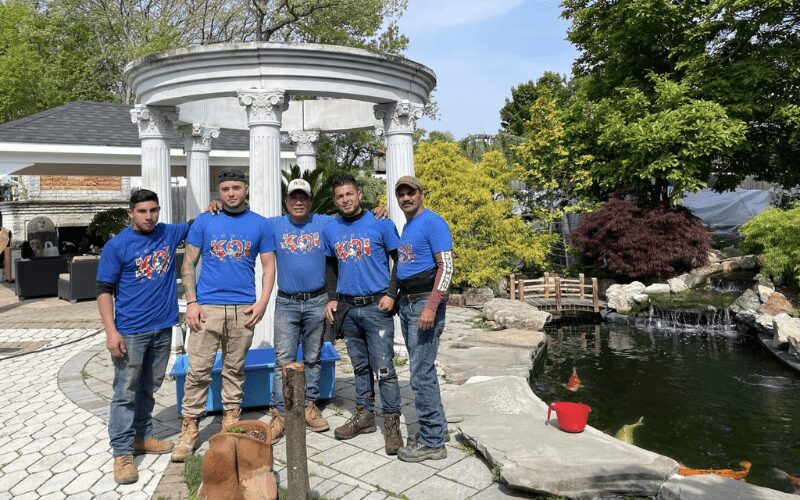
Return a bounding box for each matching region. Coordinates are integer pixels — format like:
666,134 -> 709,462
613,416 -> 644,444
565,367 -> 581,392
772,468 -> 800,494
678,461 -> 751,481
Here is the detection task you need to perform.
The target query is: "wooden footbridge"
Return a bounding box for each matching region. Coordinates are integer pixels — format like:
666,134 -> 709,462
509,272 -> 605,313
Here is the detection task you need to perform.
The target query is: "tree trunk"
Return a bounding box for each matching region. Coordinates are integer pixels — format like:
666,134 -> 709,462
282,362 -> 310,500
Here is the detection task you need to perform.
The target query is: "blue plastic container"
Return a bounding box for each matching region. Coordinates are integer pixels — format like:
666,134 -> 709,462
296,341 -> 341,400
170,347 -> 275,415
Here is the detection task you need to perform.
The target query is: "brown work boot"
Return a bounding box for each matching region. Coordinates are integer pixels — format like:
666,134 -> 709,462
305,401 -> 330,432
268,408 -> 285,445
383,413 -> 403,456
113,454 -> 138,484
334,405 -> 376,440
221,405 -> 241,430
171,417 -> 199,462
133,436 -> 174,455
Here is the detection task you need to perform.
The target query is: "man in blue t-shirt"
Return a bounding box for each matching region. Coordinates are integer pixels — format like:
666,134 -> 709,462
322,173 -> 404,455
392,176 -> 455,463
171,168 -> 276,463
266,178 -> 332,442
96,189 -> 188,484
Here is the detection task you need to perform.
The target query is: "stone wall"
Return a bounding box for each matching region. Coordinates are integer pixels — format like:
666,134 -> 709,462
20,175 -> 129,202
0,200 -> 127,244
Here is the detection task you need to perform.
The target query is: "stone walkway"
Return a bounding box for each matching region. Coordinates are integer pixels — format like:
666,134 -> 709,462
0,282 -> 532,499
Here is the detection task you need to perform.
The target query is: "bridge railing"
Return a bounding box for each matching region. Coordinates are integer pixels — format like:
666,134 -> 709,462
508,272 -> 599,312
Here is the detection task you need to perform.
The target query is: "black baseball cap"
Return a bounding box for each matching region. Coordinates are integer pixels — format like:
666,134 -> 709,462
217,168 -> 248,184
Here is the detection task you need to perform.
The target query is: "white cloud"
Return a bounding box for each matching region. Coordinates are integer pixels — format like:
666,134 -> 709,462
403,0 -> 526,31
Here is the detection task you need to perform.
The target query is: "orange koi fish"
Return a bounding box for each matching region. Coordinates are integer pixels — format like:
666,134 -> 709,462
772,468 -> 800,494
565,367 -> 581,392
678,461 -> 752,481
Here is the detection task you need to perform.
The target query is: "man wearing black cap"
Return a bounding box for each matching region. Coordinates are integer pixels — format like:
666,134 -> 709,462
393,175 -> 454,462
172,168 -> 276,462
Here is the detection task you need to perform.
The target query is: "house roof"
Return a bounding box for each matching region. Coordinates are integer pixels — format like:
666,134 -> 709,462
0,101 -> 266,151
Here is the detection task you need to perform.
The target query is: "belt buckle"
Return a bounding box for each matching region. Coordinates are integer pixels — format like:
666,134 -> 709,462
354,296 -> 367,306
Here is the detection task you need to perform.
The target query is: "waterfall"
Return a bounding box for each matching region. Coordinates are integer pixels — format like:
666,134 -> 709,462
636,305 -> 736,335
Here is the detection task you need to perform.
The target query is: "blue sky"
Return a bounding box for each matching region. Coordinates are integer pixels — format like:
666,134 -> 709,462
397,0 -> 578,139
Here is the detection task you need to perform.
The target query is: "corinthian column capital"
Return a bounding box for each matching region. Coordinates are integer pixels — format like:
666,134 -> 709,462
178,124 -> 220,152
237,89 -> 288,127
289,130 -> 320,156
374,100 -> 424,136
130,105 -> 178,139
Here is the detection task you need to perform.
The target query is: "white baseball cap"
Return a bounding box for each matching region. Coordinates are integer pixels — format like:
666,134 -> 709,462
287,178 -> 312,196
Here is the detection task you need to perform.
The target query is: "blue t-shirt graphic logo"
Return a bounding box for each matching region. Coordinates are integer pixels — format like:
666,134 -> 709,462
334,237 -> 372,262
209,238 -> 252,261
399,244 -> 415,264
134,246 -> 172,279
281,232 -> 321,253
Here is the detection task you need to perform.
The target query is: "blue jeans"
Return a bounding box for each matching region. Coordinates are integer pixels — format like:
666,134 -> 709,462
399,296 -> 447,447
109,328 -> 172,456
270,293 -> 327,415
342,303 -> 401,414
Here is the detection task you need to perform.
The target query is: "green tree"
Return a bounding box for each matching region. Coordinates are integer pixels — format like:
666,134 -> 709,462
88,207 -> 129,241
499,72 -> 569,138
414,141 -> 556,288
740,204 -> 800,287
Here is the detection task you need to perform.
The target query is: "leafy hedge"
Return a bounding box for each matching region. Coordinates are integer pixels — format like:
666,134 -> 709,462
740,205 -> 800,286
571,198 -> 709,279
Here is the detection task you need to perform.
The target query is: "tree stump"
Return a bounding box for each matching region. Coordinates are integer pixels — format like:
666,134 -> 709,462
282,361 -> 310,500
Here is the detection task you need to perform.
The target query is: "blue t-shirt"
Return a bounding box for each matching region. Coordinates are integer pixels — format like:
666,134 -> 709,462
397,209 -> 453,280
186,210 -> 272,305
96,223 -> 189,335
269,214 -> 334,293
323,211 -> 400,296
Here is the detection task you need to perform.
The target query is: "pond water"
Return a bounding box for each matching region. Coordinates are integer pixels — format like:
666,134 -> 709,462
530,320 -> 800,492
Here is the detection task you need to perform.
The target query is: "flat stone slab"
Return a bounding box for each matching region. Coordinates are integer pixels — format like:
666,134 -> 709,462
444,377 -> 678,498
438,347 -> 532,385
458,329 -> 546,350
658,474 -> 797,500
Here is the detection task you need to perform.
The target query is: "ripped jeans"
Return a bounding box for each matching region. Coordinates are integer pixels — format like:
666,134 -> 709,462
342,303 -> 401,415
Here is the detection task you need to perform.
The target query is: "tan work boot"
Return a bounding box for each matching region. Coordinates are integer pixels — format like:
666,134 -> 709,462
305,401 -> 330,432
171,417 -> 199,462
221,405 -> 241,430
383,413 -> 403,456
113,454 -> 138,484
133,436 -> 174,455
334,405 -> 376,440
268,408 -> 285,445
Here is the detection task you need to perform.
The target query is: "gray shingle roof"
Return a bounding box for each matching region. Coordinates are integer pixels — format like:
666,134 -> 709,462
0,101 -> 279,151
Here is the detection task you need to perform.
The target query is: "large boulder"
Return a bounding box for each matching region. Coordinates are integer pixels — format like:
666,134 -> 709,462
729,289 -> 761,314
645,283 -> 671,294
721,258 -> 741,273
688,264 -> 722,288
463,286 -> 494,307
443,377 -> 678,498
758,291 -> 793,316
482,298 -> 552,330
438,347 -> 533,384
757,285 -> 774,304
754,273 -> 775,290
755,314 -> 775,333
668,275 -> 690,293
659,474 -> 796,500
734,310 -> 757,333
706,249 -> 724,264
772,313 -> 800,348
458,329 -> 546,350
738,254 -> 760,271
606,282 -> 647,313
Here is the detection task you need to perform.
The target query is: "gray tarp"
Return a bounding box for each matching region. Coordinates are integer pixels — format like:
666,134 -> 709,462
681,189 -> 773,233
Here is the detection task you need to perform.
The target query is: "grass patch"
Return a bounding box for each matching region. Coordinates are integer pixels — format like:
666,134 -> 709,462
460,443 -> 475,456
393,357 -> 408,367
491,464 -> 503,483
449,342 -> 468,349
374,486 -> 409,499
328,405 -> 344,416
80,369 -> 88,381
182,454 -> 203,499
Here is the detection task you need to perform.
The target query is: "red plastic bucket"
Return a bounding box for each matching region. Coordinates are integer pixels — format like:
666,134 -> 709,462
547,402 -> 591,433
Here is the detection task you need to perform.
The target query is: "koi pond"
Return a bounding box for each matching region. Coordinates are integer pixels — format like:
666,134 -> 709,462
531,319 -> 800,492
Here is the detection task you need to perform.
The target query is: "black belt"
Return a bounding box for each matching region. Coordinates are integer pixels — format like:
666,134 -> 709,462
277,288 -> 326,301
337,293 -> 384,307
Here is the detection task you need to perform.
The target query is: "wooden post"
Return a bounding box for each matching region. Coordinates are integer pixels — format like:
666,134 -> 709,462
592,278 -> 599,313
509,274 -> 516,301
282,362 -> 310,500
555,276 -> 562,311
579,273 -> 585,300
519,278 -> 525,301
543,272 -> 550,299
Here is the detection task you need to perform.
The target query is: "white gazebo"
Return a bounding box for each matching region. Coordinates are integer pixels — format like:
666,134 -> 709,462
124,43 -> 436,346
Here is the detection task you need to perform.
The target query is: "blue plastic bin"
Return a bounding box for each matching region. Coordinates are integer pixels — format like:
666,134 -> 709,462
296,341 -> 341,400
170,347 -> 275,415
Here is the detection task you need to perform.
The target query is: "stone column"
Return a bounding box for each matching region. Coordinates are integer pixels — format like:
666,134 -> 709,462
179,124 -> 220,219
238,89 -> 288,347
289,131 -> 320,173
374,100 -> 424,231
131,105 -> 178,223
